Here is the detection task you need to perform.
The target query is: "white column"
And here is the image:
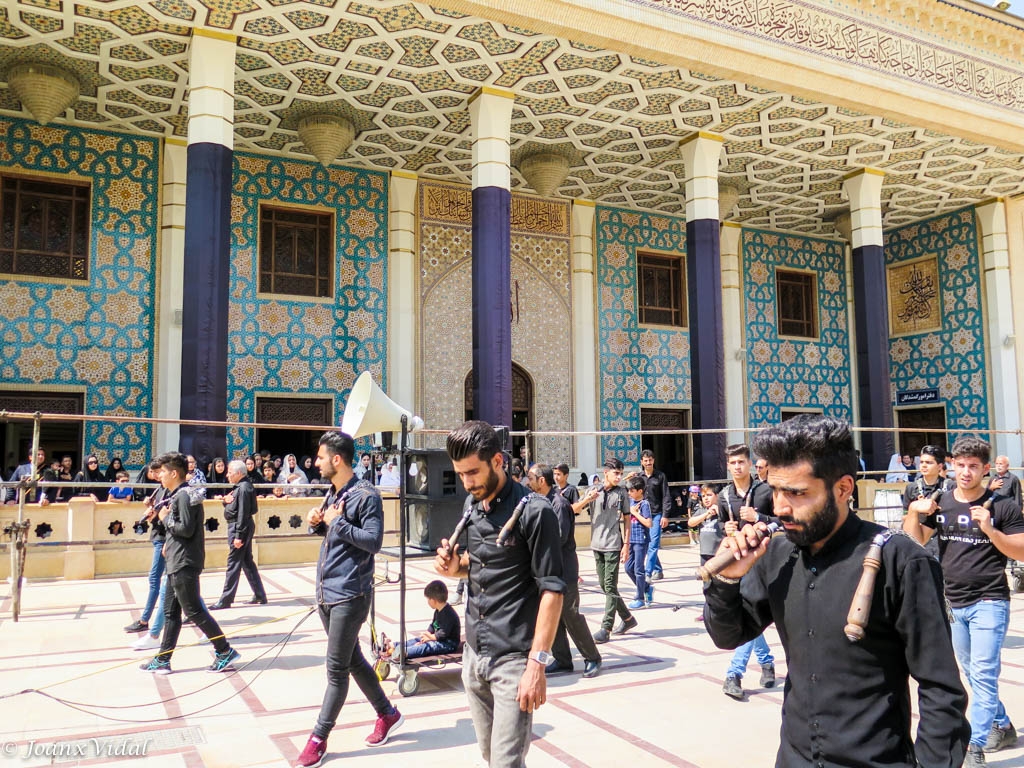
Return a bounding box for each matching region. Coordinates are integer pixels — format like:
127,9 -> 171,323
468,87 -> 514,189
154,139 -> 187,452
388,170 -> 418,414
834,213 -> 862,449
678,132 -> 724,221
841,170 -> 884,249
571,200 -> 598,471
187,29 -> 236,149
720,221 -> 745,446
976,199 -> 1022,464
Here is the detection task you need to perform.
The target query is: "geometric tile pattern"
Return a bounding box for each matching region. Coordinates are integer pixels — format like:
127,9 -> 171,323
225,153 -> 388,456
595,205 -> 690,460
417,181 -> 574,464
0,117 -> 158,467
0,2 -> 1021,235
741,229 -> 853,426
885,206 -> 989,439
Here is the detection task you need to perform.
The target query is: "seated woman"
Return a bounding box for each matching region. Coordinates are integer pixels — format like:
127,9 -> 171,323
381,580 -> 460,661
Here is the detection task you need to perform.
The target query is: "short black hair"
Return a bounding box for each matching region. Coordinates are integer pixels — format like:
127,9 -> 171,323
530,463 -> 553,486
424,579 -> 448,603
446,420 -> 502,463
154,451 -> 188,477
602,456 -> 624,471
725,443 -> 750,459
751,414 -> 857,488
641,449 -> 654,460
555,463 -> 570,475
511,464 -> 523,479
319,431 -> 355,466
950,436 -> 990,464
920,444 -> 946,462
361,452 -> 370,459
626,474 -> 646,492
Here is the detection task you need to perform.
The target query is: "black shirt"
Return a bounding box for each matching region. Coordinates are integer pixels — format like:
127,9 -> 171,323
718,477 -> 773,524
901,476 -> 953,511
547,487 -> 578,584
223,478 -> 257,541
558,483 -> 579,506
704,513 -> 969,768
922,489 -> 1024,607
989,471 -> 1023,511
430,604 -> 461,644
463,476 -> 565,658
642,468 -> 672,516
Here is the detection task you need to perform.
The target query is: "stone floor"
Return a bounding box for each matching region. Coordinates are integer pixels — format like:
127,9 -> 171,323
1,544 -> 1022,767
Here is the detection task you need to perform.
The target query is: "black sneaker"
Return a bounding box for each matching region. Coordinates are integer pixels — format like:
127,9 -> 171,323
124,619 -> 148,633
592,628 -> 611,644
612,616 -> 638,635
984,721 -> 1017,753
760,663 -> 776,688
208,647 -> 241,673
140,656 -> 172,675
965,745 -> 986,767
722,674 -> 743,700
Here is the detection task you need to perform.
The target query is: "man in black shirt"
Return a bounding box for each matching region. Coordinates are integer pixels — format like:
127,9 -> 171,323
139,452 -> 239,676
706,415 -> 969,768
718,443 -> 776,700
638,449 -> 672,582
900,445 -> 951,560
988,454 -> 1022,511
527,463 -> 601,678
211,460 -> 267,609
553,463 -> 579,506
905,436 -> 1024,765
436,421 -> 564,768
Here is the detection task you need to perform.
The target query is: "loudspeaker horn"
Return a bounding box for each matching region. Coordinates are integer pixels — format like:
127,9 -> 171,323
341,372 -> 424,439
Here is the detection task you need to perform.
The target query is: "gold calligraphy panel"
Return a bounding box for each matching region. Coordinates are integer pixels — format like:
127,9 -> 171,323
419,181 -> 570,237
887,256 -> 942,336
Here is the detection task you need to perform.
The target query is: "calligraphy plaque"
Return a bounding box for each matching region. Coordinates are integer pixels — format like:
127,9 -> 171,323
887,256 -> 942,336
420,181 -> 571,237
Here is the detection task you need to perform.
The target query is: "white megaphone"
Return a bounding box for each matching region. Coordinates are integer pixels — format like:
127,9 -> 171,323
341,372 -> 424,439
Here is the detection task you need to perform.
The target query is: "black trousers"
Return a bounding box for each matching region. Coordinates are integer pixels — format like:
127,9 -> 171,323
219,529 -> 266,604
314,593 -> 392,739
551,578 -> 601,667
160,567 -> 230,659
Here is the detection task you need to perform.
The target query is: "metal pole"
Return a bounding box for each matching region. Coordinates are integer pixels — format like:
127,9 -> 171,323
398,414 -> 408,670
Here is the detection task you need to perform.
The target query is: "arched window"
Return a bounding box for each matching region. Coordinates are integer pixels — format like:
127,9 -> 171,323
464,364 -> 535,462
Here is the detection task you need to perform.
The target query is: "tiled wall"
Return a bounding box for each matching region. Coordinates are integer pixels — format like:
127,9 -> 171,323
0,118 -> 158,467
417,181 -> 574,464
742,228 -> 853,425
595,206 -> 690,460
885,206 -> 989,436
226,154 -> 389,455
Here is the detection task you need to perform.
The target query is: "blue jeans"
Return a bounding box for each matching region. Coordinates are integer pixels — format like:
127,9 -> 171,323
726,634 -> 774,679
645,515 -> 663,575
141,540 -> 165,623
625,541 -> 648,601
950,599 -> 1011,746
396,637 -> 458,660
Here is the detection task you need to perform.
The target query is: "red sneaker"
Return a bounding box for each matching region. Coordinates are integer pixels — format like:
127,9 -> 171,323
294,735 -> 326,767
365,709 -> 404,747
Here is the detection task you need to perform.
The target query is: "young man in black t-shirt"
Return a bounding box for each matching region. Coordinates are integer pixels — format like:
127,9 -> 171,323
906,436 -> 1024,765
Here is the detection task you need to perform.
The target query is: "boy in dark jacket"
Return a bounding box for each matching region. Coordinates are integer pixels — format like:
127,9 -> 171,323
139,452 -> 239,675
294,431 -> 403,768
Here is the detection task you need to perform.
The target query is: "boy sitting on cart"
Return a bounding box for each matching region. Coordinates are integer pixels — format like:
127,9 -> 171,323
382,580 -> 461,660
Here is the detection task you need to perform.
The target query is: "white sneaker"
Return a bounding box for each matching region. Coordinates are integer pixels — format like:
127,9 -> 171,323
132,634 -> 162,651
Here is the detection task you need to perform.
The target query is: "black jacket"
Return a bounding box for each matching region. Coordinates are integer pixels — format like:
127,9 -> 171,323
223,478 -> 257,542
162,485 -> 206,575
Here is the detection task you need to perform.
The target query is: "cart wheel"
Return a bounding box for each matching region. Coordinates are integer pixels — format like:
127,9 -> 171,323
397,670 -> 420,697
374,659 -> 391,681
1013,572 -> 1024,593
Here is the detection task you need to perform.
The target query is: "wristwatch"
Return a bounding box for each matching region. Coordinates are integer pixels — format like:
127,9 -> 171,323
529,650 -> 553,666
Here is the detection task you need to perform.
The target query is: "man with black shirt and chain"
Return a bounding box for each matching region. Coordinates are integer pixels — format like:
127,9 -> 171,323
435,421 -> 564,768
906,436 -> 1024,765
901,445 -> 952,559
706,415 -> 969,768
718,443 -> 776,700
553,463 -> 579,506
